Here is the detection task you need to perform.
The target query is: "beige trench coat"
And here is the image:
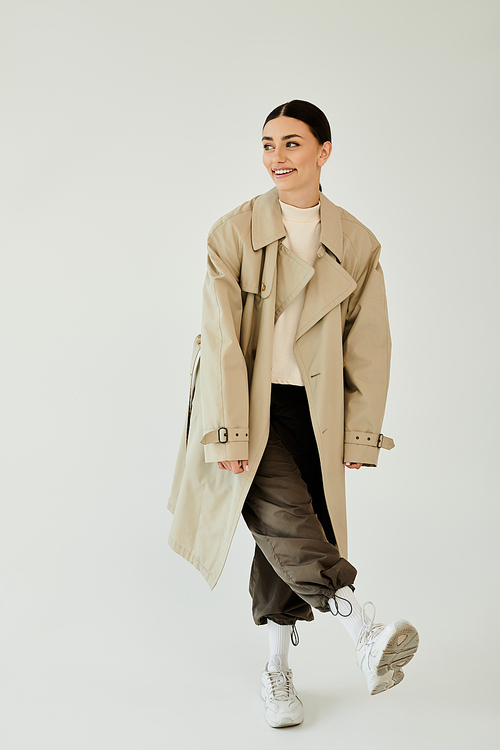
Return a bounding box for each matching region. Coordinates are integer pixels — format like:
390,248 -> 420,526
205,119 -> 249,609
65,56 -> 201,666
167,186 -> 394,590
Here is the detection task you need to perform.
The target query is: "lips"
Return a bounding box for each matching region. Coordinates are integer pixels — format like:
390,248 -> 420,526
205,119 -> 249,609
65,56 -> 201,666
273,168 -> 296,178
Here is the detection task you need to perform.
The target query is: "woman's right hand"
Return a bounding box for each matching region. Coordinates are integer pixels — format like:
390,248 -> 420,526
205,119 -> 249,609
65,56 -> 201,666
217,460 -> 249,474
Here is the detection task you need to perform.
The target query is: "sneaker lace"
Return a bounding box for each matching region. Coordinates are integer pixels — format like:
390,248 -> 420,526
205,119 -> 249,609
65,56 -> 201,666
358,601 -> 385,645
267,656 -> 292,701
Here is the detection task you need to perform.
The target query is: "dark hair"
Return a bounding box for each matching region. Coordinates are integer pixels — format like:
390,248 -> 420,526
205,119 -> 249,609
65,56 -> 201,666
263,100 -> 332,191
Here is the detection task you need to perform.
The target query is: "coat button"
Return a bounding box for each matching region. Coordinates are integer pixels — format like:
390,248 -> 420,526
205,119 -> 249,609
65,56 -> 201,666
261,283 -> 266,291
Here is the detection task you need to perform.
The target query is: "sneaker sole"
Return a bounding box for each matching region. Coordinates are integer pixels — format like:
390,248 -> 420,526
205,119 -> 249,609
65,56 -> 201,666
260,684 -> 304,728
370,620 -> 419,695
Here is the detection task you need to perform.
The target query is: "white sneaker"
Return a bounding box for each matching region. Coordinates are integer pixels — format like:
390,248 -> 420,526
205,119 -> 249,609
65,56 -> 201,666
356,602 -> 419,695
261,655 -> 304,728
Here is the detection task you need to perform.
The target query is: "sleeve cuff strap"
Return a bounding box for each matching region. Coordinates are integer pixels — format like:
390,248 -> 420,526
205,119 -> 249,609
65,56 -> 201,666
344,430 -> 395,450
200,427 -> 249,445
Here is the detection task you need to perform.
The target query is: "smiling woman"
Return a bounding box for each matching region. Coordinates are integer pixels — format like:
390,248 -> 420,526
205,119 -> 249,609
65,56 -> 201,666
261,103 -> 332,204
167,99 -> 419,728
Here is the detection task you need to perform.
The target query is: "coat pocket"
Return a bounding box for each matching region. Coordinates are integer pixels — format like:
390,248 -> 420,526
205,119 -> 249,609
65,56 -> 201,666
186,333 -> 202,445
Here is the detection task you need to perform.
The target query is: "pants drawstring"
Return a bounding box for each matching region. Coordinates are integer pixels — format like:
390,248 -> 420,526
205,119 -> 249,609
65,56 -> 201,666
329,591 -> 353,617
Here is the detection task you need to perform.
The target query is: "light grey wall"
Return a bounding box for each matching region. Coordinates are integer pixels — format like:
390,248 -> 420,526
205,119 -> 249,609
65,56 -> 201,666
1,1 -> 499,748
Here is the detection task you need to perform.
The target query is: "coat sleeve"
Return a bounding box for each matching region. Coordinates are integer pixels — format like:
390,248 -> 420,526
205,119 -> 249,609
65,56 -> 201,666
199,224 -> 250,463
342,241 -> 394,467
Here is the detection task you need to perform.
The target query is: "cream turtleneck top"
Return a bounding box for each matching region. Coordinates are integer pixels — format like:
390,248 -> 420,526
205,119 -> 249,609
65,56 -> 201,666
271,199 -> 321,386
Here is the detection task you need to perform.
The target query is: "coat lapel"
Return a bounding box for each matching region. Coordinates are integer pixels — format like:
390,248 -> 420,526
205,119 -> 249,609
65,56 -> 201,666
252,187 -> 357,335
275,242 -> 314,319
296,251 -> 356,340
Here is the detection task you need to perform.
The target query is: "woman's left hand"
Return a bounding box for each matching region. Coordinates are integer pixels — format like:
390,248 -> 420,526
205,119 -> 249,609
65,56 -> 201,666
343,462 -> 363,469
217,460 -> 249,474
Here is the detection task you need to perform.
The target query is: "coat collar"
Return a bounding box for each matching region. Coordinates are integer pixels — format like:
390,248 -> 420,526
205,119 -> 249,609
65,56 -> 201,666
251,186 -> 344,263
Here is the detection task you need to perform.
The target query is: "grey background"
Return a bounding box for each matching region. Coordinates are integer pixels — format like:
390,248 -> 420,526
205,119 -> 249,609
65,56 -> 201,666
1,1 -> 499,748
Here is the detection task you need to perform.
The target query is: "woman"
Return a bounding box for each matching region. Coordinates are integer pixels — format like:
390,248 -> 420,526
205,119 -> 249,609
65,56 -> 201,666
168,100 -> 419,728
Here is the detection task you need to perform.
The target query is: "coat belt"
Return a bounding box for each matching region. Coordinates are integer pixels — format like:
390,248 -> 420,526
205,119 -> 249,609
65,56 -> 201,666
200,427 -> 249,445
344,431 -> 395,450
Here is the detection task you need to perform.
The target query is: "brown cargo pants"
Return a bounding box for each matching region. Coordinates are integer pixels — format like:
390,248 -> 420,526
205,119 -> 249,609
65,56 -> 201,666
242,383 -> 357,626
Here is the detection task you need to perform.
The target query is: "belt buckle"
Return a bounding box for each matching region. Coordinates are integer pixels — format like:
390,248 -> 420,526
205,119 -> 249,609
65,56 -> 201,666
377,433 -> 384,448
218,427 -> 228,444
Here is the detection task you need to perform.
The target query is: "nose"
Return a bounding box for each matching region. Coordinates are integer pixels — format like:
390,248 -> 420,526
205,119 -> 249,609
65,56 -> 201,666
272,144 -> 287,166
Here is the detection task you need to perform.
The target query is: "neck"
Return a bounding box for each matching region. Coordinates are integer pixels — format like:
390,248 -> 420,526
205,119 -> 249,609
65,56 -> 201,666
277,185 -> 320,209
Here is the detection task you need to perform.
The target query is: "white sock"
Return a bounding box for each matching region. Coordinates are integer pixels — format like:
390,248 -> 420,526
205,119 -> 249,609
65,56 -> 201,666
267,620 -> 291,670
328,586 -> 365,644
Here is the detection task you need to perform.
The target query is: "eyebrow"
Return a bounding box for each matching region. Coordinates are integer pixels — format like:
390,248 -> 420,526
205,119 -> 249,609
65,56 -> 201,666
261,134 -> 305,142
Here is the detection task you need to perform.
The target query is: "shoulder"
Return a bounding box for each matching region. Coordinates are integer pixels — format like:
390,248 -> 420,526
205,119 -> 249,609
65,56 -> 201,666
332,204 -> 382,279
207,195 -> 258,243
319,195 -> 383,279
337,205 -> 381,252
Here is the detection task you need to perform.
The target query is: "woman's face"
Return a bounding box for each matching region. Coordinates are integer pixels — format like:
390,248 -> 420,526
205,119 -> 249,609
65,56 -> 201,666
262,116 -> 331,200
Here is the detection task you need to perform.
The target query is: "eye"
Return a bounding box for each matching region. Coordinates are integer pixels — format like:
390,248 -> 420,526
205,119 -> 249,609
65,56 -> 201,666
286,141 -> 299,147
263,143 -> 274,150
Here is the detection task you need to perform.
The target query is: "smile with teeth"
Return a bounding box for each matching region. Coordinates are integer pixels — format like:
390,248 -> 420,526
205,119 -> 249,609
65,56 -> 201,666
273,168 -> 296,176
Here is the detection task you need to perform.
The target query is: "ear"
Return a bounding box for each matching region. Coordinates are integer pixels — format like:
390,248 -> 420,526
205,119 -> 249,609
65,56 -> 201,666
318,141 -> 332,166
